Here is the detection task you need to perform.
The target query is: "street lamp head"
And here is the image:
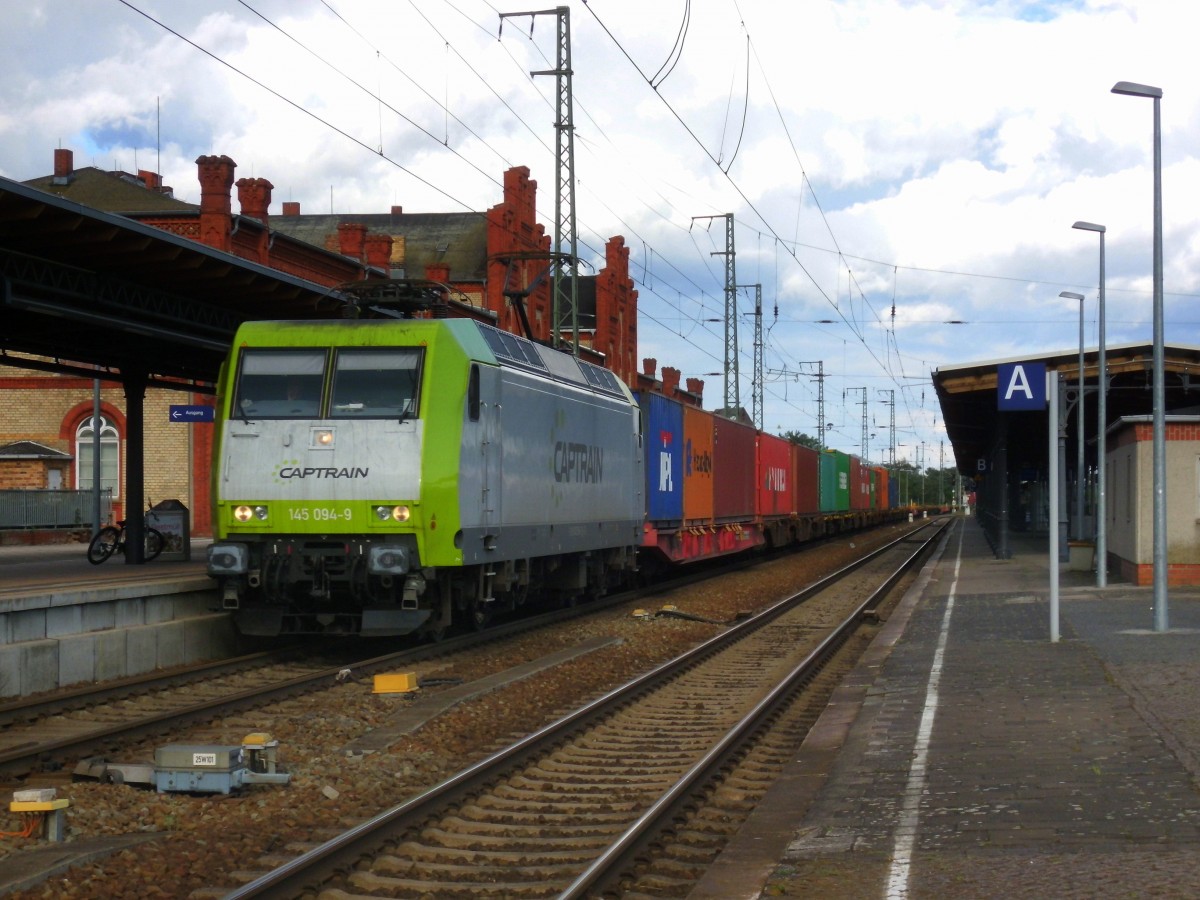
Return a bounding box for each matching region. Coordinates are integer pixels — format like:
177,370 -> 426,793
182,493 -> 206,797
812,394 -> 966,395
1059,291 -> 1085,301
1112,81 -> 1163,99
1072,221 -> 1106,234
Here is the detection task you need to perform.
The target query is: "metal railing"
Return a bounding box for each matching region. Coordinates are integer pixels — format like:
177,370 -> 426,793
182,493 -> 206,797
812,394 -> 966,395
0,489 -> 111,530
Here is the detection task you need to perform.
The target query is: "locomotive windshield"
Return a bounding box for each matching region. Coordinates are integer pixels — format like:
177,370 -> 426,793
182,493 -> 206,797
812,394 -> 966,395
329,348 -> 422,419
231,346 -> 423,419
233,349 -> 326,418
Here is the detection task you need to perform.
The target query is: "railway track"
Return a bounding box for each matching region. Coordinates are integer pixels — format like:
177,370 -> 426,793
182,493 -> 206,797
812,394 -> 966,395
218,519 -> 946,899
0,545 -> 770,782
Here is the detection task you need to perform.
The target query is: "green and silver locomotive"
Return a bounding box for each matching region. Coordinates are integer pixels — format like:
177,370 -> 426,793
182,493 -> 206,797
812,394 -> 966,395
207,318 -> 643,638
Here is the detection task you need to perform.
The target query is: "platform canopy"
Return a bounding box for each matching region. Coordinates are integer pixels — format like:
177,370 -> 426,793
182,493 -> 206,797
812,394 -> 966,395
934,342 -> 1200,477
0,176 -> 348,388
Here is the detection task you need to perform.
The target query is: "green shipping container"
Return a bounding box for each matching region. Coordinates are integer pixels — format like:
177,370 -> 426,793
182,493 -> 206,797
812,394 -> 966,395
819,449 -> 851,512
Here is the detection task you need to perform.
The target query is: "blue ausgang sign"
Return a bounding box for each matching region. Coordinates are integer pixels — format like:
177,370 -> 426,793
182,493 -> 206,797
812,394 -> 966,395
996,362 -> 1046,410
169,405 -> 215,423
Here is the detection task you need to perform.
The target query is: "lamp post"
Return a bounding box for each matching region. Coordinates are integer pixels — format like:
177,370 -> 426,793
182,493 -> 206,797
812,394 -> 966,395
920,441 -> 927,506
1073,221 -> 1107,587
1060,291 -> 1086,544
1112,80 -> 1167,631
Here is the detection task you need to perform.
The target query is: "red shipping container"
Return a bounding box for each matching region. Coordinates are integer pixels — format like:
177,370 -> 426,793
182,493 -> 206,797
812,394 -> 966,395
793,442 -> 820,514
756,432 -> 793,517
683,405 -> 715,524
849,455 -> 872,511
713,415 -> 756,521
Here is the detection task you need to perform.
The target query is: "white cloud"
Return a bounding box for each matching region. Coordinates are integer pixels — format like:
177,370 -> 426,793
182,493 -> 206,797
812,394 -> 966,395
4,0 -> 1200,459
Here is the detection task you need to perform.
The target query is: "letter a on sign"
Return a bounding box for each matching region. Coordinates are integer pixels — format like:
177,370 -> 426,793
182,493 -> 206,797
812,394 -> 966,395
996,362 -> 1046,410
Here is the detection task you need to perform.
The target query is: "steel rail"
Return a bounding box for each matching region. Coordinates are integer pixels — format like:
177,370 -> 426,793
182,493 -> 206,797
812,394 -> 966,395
0,544 -> 773,777
223,519 -> 944,900
561,516 -> 951,897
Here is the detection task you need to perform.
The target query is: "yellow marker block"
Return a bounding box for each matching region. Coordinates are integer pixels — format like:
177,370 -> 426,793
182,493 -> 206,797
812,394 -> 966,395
11,798 -> 70,842
373,672 -> 419,694
9,799 -> 70,813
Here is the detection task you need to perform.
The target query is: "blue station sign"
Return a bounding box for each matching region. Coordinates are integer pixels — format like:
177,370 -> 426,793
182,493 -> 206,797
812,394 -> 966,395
996,362 -> 1046,411
169,405 -> 215,423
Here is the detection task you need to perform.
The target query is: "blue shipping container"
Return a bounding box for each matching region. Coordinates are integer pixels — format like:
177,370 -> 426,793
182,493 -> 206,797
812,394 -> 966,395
638,392 -> 684,523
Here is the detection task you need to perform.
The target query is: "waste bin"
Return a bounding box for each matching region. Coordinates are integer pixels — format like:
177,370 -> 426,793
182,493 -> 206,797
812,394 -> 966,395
1067,540 -> 1094,573
148,499 -> 190,560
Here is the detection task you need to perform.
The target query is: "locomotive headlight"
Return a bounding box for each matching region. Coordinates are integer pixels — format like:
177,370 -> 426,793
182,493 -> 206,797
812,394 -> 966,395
234,504 -> 269,522
374,504 -> 411,522
312,428 -> 335,447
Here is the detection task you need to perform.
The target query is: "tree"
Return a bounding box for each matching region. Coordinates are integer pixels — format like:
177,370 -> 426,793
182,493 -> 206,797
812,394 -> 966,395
778,430 -> 823,451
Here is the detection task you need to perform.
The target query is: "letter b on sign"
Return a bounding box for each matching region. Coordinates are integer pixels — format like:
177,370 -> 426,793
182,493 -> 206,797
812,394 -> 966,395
997,362 -> 1046,411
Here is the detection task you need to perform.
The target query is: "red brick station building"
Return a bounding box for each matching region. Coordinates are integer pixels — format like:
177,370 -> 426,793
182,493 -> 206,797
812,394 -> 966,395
0,148 -> 694,540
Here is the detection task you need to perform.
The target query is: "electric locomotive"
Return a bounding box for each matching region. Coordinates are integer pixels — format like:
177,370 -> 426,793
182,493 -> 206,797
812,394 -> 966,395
206,318 -> 643,638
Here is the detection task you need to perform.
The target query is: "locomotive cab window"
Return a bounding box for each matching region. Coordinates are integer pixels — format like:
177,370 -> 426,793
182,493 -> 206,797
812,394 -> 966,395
233,349 -> 326,418
330,348 -> 423,419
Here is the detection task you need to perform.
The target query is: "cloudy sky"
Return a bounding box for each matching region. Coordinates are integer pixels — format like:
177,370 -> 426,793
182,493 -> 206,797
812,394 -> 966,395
1,0 -> 1194,468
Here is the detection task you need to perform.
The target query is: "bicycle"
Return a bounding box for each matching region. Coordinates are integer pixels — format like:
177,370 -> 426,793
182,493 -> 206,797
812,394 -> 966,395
87,517 -> 165,565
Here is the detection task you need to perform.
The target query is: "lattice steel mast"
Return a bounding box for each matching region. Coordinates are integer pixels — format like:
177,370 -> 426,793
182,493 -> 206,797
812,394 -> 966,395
751,284 -> 763,428
500,6 -> 579,354
693,214 -> 737,414
878,388 -> 895,465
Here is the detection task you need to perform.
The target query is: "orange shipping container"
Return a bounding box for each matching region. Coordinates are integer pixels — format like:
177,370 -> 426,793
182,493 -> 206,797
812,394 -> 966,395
683,405 -> 715,524
872,466 -> 890,510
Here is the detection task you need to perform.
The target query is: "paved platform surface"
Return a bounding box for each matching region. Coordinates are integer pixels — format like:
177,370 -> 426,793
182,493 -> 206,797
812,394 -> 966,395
694,515 -> 1200,899
0,539 -> 210,592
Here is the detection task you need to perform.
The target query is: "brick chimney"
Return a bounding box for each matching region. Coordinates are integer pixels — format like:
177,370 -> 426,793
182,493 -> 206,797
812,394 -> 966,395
282,201 -> 300,216
337,222 -> 367,261
235,176 -> 273,264
236,177 -> 273,223
642,358 -> 657,378
364,233 -> 393,271
138,169 -> 160,191
52,149 -> 74,186
195,155 -> 236,252
662,366 -> 681,397
686,377 -> 704,397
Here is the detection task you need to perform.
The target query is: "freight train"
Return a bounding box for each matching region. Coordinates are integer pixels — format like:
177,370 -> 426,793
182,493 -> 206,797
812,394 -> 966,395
206,318 -> 902,638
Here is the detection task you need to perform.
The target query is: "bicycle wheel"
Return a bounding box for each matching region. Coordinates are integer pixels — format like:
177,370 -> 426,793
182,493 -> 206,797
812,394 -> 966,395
144,527 -> 165,561
87,526 -> 122,564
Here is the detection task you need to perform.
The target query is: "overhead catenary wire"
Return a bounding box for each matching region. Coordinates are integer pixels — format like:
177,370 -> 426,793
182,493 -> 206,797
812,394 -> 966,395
116,0 -> 949,448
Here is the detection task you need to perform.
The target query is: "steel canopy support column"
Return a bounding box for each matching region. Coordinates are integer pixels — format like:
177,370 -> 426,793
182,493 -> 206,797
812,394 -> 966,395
123,371 -> 147,564
996,414 -> 1010,560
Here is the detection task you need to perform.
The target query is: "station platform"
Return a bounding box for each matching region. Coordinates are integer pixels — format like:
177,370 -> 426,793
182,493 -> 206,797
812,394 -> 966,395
694,515 -> 1200,899
0,537 -> 210,592
0,539 -> 235,698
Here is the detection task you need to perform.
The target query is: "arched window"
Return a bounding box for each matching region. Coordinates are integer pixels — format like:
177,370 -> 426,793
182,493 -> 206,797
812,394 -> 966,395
76,416 -> 119,498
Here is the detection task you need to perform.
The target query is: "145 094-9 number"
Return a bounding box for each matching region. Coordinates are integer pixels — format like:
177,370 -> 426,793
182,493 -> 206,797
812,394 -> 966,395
289,507 -> 353,522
